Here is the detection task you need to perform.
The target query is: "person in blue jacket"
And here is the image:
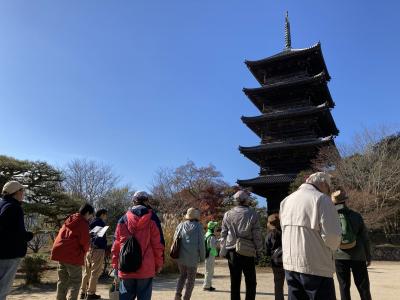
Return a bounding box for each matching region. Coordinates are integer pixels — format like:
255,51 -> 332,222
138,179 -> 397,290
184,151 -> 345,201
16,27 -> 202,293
0,181 -> 33,300
80,209 -> 108,299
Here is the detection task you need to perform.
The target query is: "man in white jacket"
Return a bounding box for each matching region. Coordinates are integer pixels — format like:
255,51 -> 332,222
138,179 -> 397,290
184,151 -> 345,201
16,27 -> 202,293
280,172 -> 341,300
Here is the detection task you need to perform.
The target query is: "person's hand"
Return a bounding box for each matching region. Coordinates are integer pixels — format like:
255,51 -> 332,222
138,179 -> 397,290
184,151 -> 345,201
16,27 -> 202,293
113,269 -> 119,283
367,261 -> 371,267
156,266 -> 163,274
255,255 -> 260,266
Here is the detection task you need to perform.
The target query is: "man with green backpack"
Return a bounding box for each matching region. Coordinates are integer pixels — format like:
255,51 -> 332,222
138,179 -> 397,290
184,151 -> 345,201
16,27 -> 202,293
203,221 -> 218,291
332,189 -> 372,300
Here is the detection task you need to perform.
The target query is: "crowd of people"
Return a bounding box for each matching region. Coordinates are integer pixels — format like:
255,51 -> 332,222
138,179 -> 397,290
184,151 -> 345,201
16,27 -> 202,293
0,172 -> 373,300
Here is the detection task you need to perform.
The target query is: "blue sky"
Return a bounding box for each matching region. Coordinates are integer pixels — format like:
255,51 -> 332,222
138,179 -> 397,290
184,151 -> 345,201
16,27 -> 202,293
1,1 -> 399,201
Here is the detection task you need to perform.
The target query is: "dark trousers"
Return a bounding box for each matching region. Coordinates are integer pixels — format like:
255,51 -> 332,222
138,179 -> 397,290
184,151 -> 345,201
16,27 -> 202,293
335,260 -> 372,300
285,270 -> 336,300
272,267 -> 285,300
119,278 -> 153,300
227,251 -> 257,300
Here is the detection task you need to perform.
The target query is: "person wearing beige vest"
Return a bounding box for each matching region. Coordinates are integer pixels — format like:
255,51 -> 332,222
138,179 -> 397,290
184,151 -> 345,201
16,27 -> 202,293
280,172 -> 341,300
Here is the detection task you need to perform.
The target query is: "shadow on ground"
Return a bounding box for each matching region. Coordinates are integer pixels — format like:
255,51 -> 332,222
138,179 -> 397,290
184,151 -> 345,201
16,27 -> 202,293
9,282 -> 57,295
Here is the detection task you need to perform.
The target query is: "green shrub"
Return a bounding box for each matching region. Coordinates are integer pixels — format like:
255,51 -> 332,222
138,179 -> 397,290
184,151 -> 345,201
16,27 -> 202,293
20,254 -> 48,285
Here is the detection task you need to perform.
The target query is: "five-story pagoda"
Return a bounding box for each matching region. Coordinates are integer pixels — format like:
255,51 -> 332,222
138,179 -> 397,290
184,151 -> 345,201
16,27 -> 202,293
237,13 -> 339,212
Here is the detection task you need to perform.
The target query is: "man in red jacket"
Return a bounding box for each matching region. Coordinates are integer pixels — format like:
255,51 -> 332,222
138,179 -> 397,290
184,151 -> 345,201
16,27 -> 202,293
111,191 -> 164,300
51,203 -> 94,300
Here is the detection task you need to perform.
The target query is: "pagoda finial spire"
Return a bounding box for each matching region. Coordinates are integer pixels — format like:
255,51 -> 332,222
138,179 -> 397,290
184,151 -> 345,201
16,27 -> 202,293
285,11 -> 292,50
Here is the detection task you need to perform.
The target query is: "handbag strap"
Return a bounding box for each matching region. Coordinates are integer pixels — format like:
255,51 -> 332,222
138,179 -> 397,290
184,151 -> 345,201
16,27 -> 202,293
176,222 -> 184,238
227,212 -> 240,240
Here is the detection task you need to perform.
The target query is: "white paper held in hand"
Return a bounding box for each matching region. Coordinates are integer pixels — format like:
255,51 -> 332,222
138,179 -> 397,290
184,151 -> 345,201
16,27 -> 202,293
90,225 -> 109,237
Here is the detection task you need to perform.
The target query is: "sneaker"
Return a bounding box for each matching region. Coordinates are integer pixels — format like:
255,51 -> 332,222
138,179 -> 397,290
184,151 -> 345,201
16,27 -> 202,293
203,287 -> 216,291
86,294 -> 101,299
80,293 -> 86,299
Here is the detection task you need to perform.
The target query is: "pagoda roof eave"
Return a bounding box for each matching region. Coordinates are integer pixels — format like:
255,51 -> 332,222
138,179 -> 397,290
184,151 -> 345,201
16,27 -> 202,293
245,43 -> 321,66
242,103 -> 330,123
239,136 -> 334,154
243,71 -> 327,95
243,72 -> 335,112
241,103 -> 339,138
237,174 -> 297,186
239,136 -> 335,167
244,42 -> 331,82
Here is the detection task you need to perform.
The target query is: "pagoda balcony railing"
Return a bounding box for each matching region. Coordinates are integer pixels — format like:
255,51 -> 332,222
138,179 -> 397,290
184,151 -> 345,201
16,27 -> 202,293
262,70 -> 310,86
262,133 -> 318,144
262,126 -> 318,142
259,165 -> 311,176
262,98 -> 312,113
259,158 -> 316,174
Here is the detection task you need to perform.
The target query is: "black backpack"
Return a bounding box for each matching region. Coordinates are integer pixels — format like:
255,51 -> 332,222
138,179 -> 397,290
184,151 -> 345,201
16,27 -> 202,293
119,235 -> 142,273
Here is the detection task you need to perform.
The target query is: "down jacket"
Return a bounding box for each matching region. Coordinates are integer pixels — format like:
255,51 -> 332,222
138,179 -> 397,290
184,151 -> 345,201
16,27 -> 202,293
51,213 -> 90,266
112,205 -> 164,279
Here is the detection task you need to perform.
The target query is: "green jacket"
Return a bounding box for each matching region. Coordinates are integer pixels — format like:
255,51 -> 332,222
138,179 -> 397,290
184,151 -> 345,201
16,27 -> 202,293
335,207 -> 371,262
205,230 -> 218,257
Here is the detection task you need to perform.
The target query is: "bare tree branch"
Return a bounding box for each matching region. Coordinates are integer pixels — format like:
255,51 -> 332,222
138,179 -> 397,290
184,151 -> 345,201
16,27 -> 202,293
63,159 -> 119,206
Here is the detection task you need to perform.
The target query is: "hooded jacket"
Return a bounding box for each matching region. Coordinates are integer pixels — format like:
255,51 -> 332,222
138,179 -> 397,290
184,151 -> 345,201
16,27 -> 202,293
0,195 -> 33,259
51,213 -> 90,266
174,220 -> 205,267
111,205 -> 164,279
280,184 -> 341,278
205,229 -> 218,257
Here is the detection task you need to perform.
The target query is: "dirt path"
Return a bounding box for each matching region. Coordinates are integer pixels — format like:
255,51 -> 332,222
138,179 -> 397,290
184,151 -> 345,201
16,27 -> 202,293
8,260 -> 400,299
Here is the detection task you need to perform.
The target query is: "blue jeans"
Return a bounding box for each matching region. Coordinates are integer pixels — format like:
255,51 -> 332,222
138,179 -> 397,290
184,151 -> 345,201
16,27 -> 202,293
285,270 -> 336,300
0,258 -> 21,300
119,278 -> 153,300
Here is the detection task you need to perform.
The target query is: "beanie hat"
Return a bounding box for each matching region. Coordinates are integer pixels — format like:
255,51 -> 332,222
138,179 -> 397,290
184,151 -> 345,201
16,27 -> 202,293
132,191 -> 150,203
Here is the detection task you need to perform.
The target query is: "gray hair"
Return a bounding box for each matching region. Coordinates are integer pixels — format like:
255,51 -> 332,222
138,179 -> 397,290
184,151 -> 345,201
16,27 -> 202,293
233,190 -> 250,205
306,172 -> 332,187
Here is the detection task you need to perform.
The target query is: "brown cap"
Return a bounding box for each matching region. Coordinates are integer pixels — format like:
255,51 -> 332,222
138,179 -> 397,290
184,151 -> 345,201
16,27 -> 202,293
331,189 -> 349,204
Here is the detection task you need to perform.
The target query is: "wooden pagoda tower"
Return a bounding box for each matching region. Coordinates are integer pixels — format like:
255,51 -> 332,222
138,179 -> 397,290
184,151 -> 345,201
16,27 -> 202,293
237,13 -> 339,212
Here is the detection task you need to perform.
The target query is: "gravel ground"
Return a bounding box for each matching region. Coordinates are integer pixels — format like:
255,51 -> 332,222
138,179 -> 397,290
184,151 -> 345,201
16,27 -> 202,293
8,260 -> 400,299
